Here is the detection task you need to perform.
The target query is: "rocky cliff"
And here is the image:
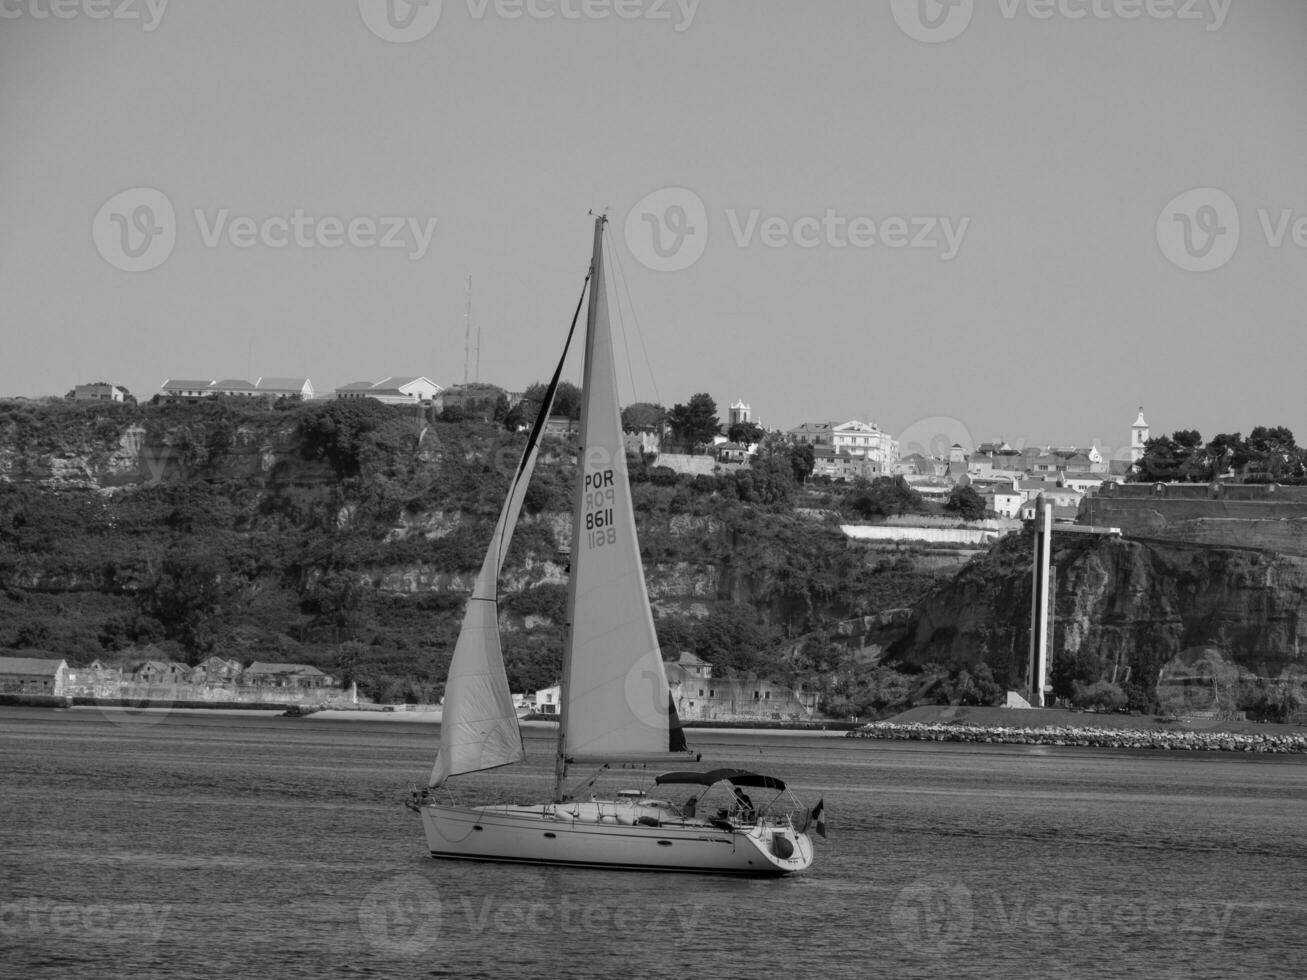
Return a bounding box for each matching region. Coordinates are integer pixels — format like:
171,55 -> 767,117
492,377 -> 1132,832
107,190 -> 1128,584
900,530 -> 1307,715
0,399 -> 944,701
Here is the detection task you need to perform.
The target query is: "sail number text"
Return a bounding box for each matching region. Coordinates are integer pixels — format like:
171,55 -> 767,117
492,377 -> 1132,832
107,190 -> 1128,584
584,469 -> 617,549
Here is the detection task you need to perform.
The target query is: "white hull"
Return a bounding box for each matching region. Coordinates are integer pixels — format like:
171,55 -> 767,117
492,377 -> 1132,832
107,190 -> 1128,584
419,801 -> 814,876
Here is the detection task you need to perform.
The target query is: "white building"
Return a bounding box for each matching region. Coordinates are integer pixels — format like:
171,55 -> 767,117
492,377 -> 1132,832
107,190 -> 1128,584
334,377 -> 443,405
72,382 -> 127,403
1131,407 -> 1150,464
159,379 -> 216,402
534,684 -> 561,715
790,420 -> 899,475
256,377 -> 314,399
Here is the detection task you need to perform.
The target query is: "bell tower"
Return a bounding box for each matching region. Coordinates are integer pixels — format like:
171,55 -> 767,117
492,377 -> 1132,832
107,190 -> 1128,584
1130,407 -> 1149,463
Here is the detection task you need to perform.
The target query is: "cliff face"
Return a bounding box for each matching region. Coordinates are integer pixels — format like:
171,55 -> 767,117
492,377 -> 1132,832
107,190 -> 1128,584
902,531 -> 1307,701
1,401 -> 945,701
0,416 -> 336,489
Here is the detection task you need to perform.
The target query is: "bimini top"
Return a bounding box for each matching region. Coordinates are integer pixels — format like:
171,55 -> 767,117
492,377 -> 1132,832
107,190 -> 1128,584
654,768 -> 787,791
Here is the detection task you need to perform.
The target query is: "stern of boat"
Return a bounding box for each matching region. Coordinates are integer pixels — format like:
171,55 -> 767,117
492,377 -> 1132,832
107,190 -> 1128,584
742,818 -> 814,874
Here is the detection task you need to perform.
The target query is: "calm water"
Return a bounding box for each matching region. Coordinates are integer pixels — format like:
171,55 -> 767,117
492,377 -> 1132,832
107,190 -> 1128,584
1,707 -> 1305,980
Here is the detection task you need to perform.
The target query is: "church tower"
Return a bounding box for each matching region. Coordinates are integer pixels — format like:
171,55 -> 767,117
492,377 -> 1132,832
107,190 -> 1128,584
1130,407 -> 1149,463
729,400 -> 751,427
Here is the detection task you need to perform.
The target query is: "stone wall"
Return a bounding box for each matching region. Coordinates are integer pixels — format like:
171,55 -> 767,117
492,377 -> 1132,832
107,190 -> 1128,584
652,453 -> 718,477
66,681 -> 345,706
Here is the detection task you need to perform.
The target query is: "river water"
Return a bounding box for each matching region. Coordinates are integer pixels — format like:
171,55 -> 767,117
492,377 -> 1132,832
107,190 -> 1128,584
1,707 -> 1304,980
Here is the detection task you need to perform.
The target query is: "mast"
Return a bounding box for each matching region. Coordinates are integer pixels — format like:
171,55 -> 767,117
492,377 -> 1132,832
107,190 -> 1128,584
554,215 -> 606,801
463,274 -> 471,386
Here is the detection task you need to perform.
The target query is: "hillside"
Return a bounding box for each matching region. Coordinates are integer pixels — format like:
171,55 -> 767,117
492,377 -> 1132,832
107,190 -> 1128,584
11,398 -> 1302,721
0,398 -> 946,703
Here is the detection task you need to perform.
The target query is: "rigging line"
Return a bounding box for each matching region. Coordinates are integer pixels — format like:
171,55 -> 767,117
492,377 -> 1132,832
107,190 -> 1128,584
493,268 -> 591,577
604,222 -> 663,409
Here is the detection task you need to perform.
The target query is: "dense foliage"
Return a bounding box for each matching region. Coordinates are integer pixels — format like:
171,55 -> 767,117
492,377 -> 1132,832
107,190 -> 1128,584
0,398 -> 981,710
1132,425 -> 1307,484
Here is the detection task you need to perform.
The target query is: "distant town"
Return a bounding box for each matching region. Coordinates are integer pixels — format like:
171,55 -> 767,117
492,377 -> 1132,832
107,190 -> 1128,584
50,376 -> 1158,527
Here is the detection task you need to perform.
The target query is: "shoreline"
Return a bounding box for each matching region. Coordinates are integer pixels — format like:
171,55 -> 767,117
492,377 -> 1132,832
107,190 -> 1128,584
849,714 -> 1307,753
8,701 -> 1303,750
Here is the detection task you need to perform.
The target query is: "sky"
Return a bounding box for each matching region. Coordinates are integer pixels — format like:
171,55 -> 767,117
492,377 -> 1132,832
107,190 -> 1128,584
2,0 -> 1304,464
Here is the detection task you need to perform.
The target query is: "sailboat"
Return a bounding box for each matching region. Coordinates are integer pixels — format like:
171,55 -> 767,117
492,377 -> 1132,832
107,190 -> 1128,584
410,216 -> 816,875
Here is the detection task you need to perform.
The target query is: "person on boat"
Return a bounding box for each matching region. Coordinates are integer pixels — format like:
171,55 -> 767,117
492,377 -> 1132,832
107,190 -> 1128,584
733,787 -> 755,822
683,795 -> 697,818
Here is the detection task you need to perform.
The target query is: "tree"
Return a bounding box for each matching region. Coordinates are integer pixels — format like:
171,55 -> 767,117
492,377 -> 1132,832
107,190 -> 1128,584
1134,433 -> 1201,482
843,476 -> 924,519
1205,432 -> 1249,478
691,601 -> 778,673
789,443 -> 815,483
1247,425 -> 1298,481
727,421 -> 765,445
945,484 -> 987,521
666,393 -> 720,450
621,402 -> 666,431
1071,680 -> 1128,713
519,381 -> 582,422
732,454 -> 794,506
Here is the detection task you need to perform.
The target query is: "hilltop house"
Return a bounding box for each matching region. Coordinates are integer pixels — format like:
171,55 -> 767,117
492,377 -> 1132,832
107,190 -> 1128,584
71,382 -> 128,403
1021,487 -> 1084,522
715,441 -> 752,465
211,379 -> 260,397
979,483 -> 1025,519
254,377 -> 314,399
333,377 -> 443,405
159,379 -> 217,403
789,420 -> 898,475
159,377 -> 314,402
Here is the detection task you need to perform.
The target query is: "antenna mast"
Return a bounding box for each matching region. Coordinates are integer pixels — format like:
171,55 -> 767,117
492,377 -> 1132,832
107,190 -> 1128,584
463,274 -> 471,386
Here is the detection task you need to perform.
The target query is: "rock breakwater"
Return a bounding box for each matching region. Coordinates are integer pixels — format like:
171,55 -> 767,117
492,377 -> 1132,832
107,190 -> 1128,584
846,721 -> 1307,753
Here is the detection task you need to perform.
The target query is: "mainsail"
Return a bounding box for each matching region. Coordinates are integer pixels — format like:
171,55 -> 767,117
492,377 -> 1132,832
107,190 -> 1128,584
429,278 -> 588,788
559,218 -> 681,763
